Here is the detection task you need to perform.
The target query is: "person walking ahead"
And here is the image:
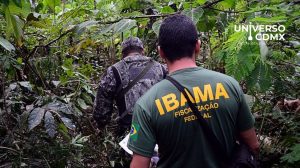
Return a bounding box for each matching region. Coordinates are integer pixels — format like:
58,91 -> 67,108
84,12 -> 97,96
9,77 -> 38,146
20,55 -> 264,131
93,37 -> 167,134
128,15 -> 259,168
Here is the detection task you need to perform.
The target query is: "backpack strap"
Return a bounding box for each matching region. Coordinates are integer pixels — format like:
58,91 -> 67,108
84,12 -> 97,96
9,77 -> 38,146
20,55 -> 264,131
111,65 -> 122,93
117,59 -> 154,98
115,59 -> 155,121
165,76 -> 229,166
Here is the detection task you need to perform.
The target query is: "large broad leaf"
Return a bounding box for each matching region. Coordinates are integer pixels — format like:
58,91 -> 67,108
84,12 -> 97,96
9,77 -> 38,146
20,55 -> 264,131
60,117 -> 75,130
5,9 -> 24,46
152,20 -> 162,36
28,108 -> 45,131
44,111 -> 57,138
45,0 -> 61,11
74,20 -> 99,35
18,81 -> 32,91
0,36 -> 15,51
113,19 -> 136,33
7,0 -> 30,17
182,7 -> 204,24
98,24 -> 115,35
45,101 -> 72,114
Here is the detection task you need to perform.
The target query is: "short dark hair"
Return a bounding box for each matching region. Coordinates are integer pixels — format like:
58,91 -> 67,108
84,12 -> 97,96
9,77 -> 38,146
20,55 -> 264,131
158,14 -> 198,62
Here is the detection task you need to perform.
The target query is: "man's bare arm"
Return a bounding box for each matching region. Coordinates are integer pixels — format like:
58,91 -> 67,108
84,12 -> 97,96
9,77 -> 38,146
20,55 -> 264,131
130,153 -> 151,168
239,127 -> 259,155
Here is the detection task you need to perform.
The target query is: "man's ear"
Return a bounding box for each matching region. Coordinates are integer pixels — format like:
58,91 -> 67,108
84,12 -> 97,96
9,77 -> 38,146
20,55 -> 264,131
158,46 -> 166,60
195,40 -> 201,55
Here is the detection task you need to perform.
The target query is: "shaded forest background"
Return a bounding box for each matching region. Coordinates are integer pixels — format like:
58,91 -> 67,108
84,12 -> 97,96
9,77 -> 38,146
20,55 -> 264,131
0,0 -> 299,167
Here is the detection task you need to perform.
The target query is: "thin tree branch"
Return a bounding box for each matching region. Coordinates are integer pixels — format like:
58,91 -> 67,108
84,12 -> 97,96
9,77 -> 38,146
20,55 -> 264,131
45,30 -> 72,47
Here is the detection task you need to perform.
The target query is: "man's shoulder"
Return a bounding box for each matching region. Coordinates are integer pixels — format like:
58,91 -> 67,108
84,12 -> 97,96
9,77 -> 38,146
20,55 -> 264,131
201,69 -> 239,85
136,80 -> 169,104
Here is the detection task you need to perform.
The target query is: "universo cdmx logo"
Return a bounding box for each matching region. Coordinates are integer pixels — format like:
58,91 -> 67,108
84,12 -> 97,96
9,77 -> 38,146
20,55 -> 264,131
234,22 -> 286,41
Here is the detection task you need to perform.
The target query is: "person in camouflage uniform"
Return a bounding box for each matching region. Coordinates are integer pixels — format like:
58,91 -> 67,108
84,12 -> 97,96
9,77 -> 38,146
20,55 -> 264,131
93,37 -> 167,134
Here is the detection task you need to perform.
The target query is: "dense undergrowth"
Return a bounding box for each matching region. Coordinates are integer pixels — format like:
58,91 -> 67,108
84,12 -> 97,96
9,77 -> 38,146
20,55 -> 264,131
0,0 -> 299,167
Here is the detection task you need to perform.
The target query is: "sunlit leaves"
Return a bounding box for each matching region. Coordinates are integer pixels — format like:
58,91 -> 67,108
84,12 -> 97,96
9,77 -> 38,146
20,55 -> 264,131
45,0 -> 61,11
223,31 -> 247,52
250,16 -> 287,24
218,0 -> 235,9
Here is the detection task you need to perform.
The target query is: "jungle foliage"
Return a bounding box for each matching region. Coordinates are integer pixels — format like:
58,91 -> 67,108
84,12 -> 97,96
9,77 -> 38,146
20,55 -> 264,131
0,0 -> 299,167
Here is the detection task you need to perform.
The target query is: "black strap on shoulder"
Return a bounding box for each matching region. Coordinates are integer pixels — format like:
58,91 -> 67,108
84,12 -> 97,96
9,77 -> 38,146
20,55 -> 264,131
111,65 -> 122,91
117,59 -> 154,98
165,76 -> 228,166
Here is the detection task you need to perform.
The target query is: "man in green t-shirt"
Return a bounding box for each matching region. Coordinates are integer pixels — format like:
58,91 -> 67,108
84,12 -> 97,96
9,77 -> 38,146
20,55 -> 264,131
128,14 -> 259,168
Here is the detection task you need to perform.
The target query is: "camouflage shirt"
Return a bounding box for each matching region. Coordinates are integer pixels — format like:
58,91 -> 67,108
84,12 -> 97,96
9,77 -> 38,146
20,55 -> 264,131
93,54 -> 167,129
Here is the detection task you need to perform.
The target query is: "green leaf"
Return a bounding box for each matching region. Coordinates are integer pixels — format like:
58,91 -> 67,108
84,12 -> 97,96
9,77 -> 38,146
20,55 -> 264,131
246,61 -> 272,92
218,0 -> 235,9
10,1 -> 30,16
161,6 -> 174,14
0,36 -> 15,51
28,108 -> 45,131
197,0 -> 207,5
44,111 -> 57,138
281,144 -> 300,164
81,93 -> 93,105
113,19 -> 136,34
225,44 -> 258,81
77,98 -> 87,110
45,0 -> 61,11
98,24 -> 115,34
250,16 -> 287,24
18,81 -> 32,91
182,7 -> 204,24
60,117 -> 75,130
74,20 -> 99,35
5,8 -> 24,45
45,101 -> 72,115
152,20 -> 162,36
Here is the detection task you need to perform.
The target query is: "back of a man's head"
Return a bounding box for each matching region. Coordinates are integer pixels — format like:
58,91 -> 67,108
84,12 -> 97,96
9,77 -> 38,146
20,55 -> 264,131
121,37 -> 144,57
159,14 -> 198,62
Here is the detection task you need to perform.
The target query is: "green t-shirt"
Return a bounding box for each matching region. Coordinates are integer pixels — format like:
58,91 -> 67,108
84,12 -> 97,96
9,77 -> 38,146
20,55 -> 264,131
128,67 -> 254,168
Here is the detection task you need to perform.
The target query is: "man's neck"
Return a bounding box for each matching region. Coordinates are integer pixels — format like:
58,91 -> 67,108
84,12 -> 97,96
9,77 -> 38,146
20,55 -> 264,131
167,57 -> 197,74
